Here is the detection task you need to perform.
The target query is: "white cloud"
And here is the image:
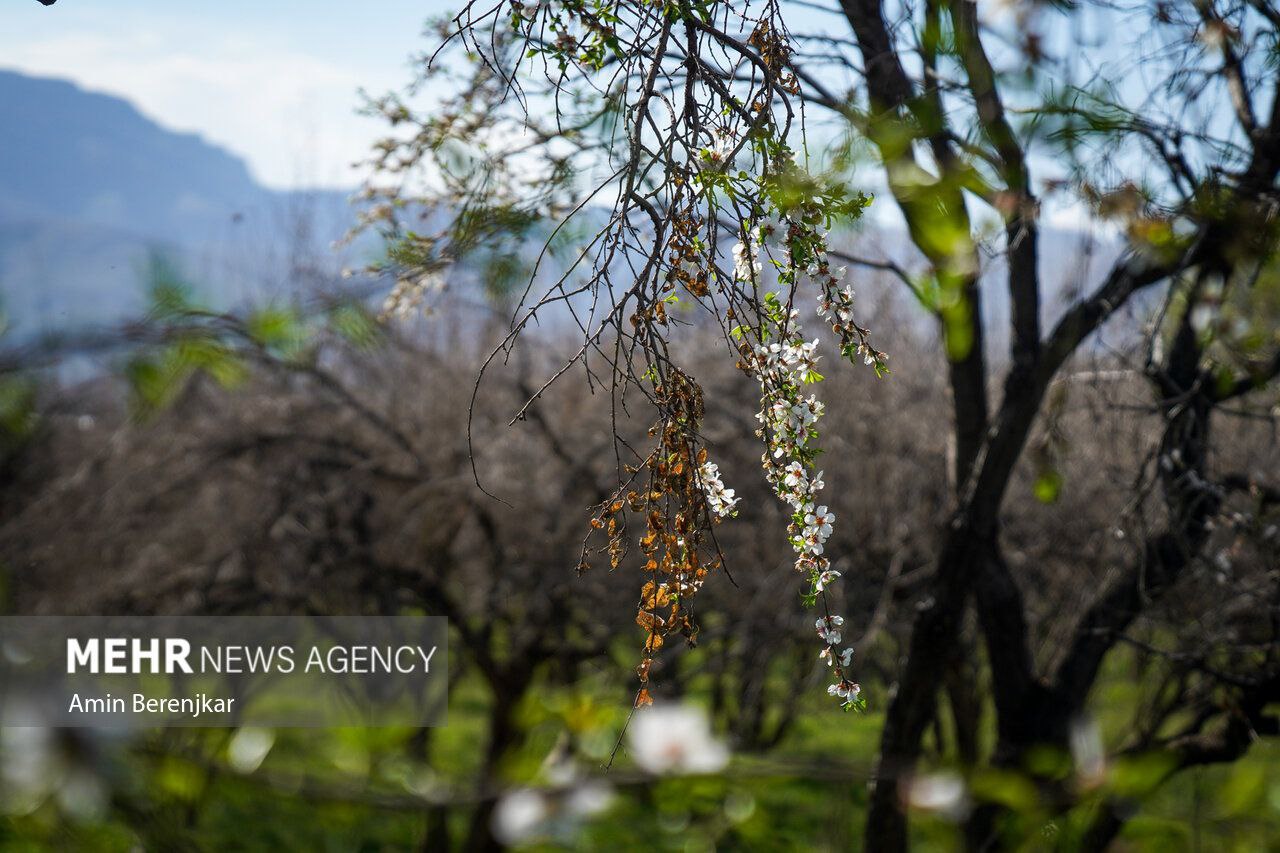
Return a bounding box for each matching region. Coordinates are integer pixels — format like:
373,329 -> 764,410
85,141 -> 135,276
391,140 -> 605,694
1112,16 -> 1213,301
5,29 -> 384,189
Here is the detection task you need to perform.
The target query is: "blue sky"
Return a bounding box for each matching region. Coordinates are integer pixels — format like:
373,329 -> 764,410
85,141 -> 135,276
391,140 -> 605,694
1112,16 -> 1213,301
0,0 -> 1146,230
3,0 -> 454,189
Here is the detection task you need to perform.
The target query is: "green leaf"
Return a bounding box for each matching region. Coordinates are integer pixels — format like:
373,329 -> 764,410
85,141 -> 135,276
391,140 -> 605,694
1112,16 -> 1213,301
329,303 -> 380,349
246,306 -> 305,353
0,375 -> 37,456
1033,469 -> 1063,504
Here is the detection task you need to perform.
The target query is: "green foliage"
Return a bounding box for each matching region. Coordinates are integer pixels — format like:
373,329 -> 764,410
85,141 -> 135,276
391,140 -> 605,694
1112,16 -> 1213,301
1033,468 -> 1063,504
245,306 -> 307,358
127,256 -> 243,415
327,301 -> 381,350
121,257 -> 389,417
125,337 -> 248,417
3,633 -> 1280,849
0,306 -> 38,460
0,374 -> 37,459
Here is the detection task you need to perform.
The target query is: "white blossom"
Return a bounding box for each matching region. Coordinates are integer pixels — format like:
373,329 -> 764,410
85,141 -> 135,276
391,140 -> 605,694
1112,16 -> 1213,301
732,239 -> 762,283
381,269 -> 448,319
227,728 -> 274,774
491,776 -> 613,845
709,128 -> 738,164
734,214 -> 880,708
492,789 -> 547,845
628,703 -> 729,775
804,506 -> 834,541
815,615 -> 844,645
819,644 -> 853,667
697,461 -> 740,518
905,772 -> 969,820
827,680 -> 860,703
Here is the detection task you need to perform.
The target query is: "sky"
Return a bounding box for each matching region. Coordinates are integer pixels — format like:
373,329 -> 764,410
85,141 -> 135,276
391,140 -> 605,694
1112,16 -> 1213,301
0,0 -> 1136,229
2,0 -> 454,190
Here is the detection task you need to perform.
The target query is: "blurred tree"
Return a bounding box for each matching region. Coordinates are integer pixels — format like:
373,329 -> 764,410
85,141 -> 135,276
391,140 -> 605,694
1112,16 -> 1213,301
362,0 -> 1280,847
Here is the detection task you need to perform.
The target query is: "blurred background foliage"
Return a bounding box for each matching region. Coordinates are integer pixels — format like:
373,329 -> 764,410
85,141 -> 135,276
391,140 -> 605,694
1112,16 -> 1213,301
3,0 -> 1280,847
0,250 -> 1277,850
2,650 -> 1280,850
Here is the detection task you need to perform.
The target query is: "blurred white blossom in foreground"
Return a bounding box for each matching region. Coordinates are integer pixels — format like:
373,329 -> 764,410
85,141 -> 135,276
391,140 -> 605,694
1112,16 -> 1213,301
227,727 -> 275,774
493,789 -> 547,846
0,722 -> 108,820
1070,717 -> 1108,789
627,702 -> 729,775
904,771 -> 970,822
491,769 -> 613,846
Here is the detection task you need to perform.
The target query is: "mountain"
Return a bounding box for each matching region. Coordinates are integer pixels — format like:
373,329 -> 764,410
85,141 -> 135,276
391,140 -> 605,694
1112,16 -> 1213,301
0,70 -> 264,240
0,69 -> 361,343
0,69 -> 1131,361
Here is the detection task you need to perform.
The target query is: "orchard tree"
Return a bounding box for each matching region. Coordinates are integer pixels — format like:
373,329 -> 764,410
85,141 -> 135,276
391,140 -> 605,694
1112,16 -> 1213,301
363,0 -> 1280,847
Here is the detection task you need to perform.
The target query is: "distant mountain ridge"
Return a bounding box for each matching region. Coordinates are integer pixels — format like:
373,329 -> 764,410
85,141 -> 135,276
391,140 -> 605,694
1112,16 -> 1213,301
0,68 -> 1130,359
0,69 -> 266,240
0,68 -> 359,343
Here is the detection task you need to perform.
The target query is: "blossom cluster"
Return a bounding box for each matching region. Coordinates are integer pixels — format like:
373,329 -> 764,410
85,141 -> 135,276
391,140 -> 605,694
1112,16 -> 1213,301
721,230 -> 862,710
815,268 -> 887,372
697,461 -> 740,518
380,270 -> 447,320
732,234 -> 762,283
